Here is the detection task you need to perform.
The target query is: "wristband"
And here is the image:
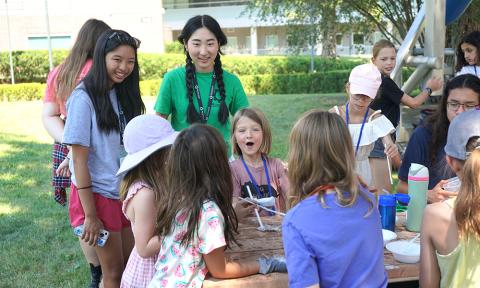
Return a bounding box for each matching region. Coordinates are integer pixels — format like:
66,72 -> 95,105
77,185 -> 92,190
425,87 -> 432,96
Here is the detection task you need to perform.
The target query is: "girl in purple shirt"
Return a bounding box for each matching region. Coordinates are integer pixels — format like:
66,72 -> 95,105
283,110 -> 387,288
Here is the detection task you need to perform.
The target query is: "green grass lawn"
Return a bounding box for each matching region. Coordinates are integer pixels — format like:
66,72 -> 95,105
0,94 -> 346,286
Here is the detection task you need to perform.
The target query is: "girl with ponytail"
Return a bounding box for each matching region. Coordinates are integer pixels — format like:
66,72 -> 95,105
154,15 -> 249,155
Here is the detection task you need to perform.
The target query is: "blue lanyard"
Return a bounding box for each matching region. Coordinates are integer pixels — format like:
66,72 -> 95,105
240,155 -> 273,199
475,65 -> 477,77
346,103 -> 369,156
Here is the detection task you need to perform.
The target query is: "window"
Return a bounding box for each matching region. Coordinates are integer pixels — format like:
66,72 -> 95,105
353,34 -> 364,45
28,36 -> 71,50
265,35 -> 278,49
163,0 -> 249,9
226,36 -> 238,52
336,34 -> 343,45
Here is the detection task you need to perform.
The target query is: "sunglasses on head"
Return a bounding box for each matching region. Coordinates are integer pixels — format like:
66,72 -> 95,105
107,31 -> 141,48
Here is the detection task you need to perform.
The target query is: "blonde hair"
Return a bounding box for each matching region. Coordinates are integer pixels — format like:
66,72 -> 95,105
288,109 -> 374,212
231,108 -> 272,156
455,137 -> 480,241
372,39 -> 396,59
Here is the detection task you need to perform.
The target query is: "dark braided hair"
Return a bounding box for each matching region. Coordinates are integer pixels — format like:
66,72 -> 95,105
178,15 -> 229,125
214,54 -> 228,124
185,54 -> 201,123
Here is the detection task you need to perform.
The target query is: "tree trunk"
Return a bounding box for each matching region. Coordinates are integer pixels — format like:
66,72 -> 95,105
320,2 -> 338,57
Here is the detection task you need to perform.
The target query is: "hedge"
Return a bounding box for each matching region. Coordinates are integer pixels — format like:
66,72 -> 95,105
0,79 -> 164,102
0,50 -> 367,83
1,67 -> 417,101
1,71 -> 350,101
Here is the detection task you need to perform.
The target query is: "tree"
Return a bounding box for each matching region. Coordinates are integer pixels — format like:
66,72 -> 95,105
446,0 -> 480,49
341,0 -> 421,45
245,0 -> 340,65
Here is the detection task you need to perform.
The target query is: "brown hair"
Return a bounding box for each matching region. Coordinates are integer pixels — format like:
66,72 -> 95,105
372,39 -> 396,59
156,124 -> 238,247
231,108 -> 272,156
119,146 -> 171,202
55,19 -> 110,102
455,137 -> 480,240
287,109 -> 374,214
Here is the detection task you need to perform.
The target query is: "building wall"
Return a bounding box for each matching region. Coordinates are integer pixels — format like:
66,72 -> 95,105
0,0 -> 165,53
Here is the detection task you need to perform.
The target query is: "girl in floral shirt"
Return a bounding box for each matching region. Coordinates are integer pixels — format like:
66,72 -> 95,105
149,124 -> 286,288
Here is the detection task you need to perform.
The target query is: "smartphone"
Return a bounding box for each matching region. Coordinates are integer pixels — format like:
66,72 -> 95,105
73,225 -> 109,247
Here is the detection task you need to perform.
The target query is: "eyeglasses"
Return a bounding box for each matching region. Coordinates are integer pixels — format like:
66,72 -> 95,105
351,94 -> 373,102
107,31 -> 141,48
446,101 -> 480,111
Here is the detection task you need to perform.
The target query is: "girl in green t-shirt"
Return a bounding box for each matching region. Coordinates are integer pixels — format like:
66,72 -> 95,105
155,15 -> 249,154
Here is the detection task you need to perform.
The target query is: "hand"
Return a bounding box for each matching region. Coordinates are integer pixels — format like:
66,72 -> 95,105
357,174 -> 378,195
234,199 -> 256,222
55,157 -> 71,177
427,180 -> 458,203
258,256 -> 287,274
384,142 -> 400,160
426,77 -> 443,93
82,216 -> 104,246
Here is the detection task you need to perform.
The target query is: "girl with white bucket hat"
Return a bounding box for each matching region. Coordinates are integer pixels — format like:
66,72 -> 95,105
117,114 -> 178,287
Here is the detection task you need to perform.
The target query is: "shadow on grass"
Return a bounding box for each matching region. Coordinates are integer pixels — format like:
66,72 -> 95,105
0,132 -> 88,286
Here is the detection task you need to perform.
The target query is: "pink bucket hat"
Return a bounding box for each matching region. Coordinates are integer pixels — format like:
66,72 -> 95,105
117,114 -> 178,176
349,63 -> 382,99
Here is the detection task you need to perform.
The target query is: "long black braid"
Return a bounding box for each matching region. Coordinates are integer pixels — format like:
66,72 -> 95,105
185,53 -> 201,124
214,54 -> 228,125
185,53 -> 228,125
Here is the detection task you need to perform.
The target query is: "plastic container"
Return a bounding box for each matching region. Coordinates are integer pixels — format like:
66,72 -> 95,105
386,240 -> 420,263
407,163 -> 429,232
255,197 -> 276,207
394,193 -> 411,206
442,176 -> 461,192
379,195 -> 396,232
382,229 -> 397,246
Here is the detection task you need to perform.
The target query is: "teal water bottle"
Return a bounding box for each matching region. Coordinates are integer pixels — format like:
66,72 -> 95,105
406,163 -> 429,232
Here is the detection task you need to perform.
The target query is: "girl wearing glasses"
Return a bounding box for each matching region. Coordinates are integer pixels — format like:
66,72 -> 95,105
329,63 -> 400,186
63,29 -> 145,287
397,74 -> 480,202
154,15 -> 249,156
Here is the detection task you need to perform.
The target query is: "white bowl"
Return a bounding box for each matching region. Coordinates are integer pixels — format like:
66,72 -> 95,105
382,229 -> 397,246
443,176 -> 461,192
386,240 -> 420,263
255,197 -> 275,207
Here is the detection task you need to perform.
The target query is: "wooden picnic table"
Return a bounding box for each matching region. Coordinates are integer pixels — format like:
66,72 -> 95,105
203,212 -> 419,287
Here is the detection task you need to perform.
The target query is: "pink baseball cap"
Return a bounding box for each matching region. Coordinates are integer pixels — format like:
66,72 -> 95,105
349,63 -> 382,99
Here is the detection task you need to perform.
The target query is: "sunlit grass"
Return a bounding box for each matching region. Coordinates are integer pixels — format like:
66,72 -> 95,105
0,203 -> 21,215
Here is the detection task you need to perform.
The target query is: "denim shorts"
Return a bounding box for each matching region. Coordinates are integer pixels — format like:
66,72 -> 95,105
369,138 -> 386,158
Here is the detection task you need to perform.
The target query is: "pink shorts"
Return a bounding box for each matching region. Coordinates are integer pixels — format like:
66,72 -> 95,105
69,184 -> 130,232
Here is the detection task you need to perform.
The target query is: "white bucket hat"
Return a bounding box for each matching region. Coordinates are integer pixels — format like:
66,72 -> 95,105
116,114 -> 178,176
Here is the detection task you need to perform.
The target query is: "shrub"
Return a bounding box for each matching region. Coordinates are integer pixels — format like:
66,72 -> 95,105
239,70 -> 351,95
0,83 -> 45,101
0,50 -> 367,83
140,79 -> 162,97
164,42 -> 184,54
